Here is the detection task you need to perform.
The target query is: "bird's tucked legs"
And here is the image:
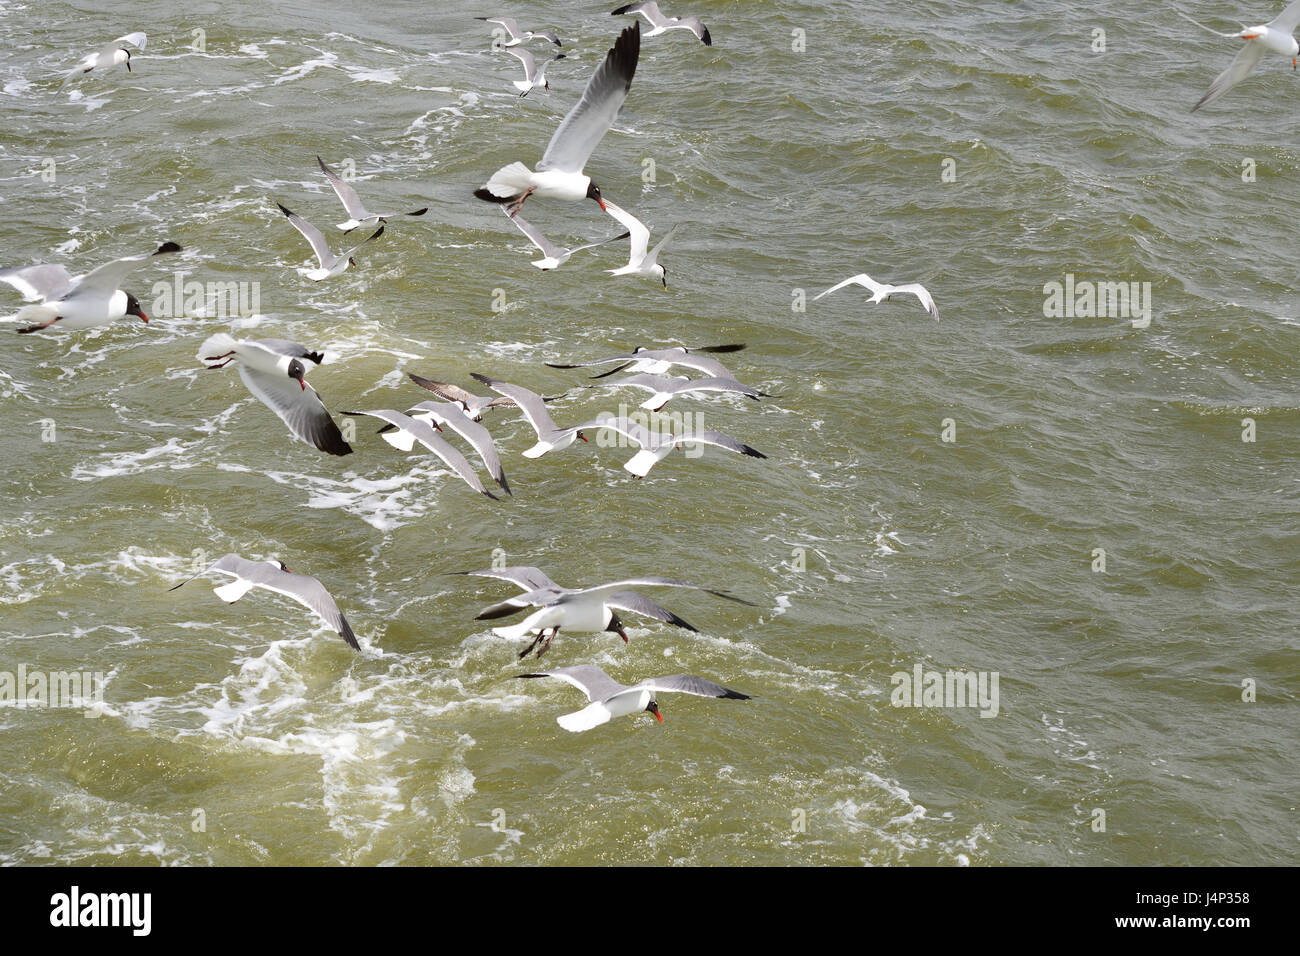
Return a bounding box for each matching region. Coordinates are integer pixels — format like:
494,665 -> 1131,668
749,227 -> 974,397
506,188 -> 535,217
16,317 -> 59,334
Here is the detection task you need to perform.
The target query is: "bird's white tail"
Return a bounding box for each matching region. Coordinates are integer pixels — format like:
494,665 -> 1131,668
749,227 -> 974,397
213,579 -> 255,603
483,162 -> 534,197
557,703 -> 613,733
622,447 -> 670,477
380,429 -> 417,453
198,332 -> 239,361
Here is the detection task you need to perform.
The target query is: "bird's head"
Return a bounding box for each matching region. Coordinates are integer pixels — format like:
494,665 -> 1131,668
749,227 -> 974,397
645,699 -> 663,723
605,611 -> 628,643
287,359 -> 307,391
348,256 -> 358,268
657,264 -> 668,289
123,49 -> 133,72
576,429 -> 588,443
124,292 -> 148,323
586,181 -> 606,212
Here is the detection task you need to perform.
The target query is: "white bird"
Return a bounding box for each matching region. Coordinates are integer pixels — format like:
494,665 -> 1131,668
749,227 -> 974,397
342,408 -> 501,498
1181,2 -> 1300,110
316,157 -> 428,232
169,552 -> 359,649
1,241 -> 180,334
518,666 -> 748,732
405,374 -> 522,421
602,200 -> 679,287
470,373 -> 604,458
64,32 -> 147,81
199,334 -> 353,456
454,565 -> 753,657
503,208 -> 629,269
500,46 -> 566,95
611,2 -> 711,45
475,22 -> 640,214
275,202 -> 383,280
597,372 -> 767,411
474,16 -> 563,47
589,412 -> 766,478
378,400 -> 511,495
546,343 -> 744,379
813,273 -> 938,320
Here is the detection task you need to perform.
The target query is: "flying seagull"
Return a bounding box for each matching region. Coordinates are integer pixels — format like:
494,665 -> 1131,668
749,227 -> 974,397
275,201 -> 383,280
469,372 -> 604,458
589,412 -> 766,477
501,46 -> 566,95
379,400 -> 511,495
342,408 -> 501,498
546,343 -> 743,379
316,157 -> 428,232
1,241 -> 180,334
170,553 -> 359,649
406,374 -> 520,421
64,32 -> 147,81
596,373 -> 767,411
475,16 -> 562,47
611,2 -> 711,45
503,207 -> 629,269
602,200 -> 679,286
813,273 -> 938,320
1180,2 -> 1300,110
199,333 -> 353,456
475,22 -> 640,214
518,666 -> 748,732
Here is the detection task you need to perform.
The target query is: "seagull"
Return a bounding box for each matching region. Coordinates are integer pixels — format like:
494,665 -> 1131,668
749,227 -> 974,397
503,208 -> 629,270
316,157 -> 428,232
590,412 -> 766,478
406,374 -> 520,421
546,343 -> 744,379
602,200 -> 679,287
454,566 -> 753,657
199,333 -> 353,456
64,32 -> 147,81
475,22 -> 640,214
275,202 -> 383,280
813,273 -> 938,320
169,553 -> 359,649
500,46 -> 566,95
470,372 -> 605,458
1,241 -> 180,334
342,409 -> 500,498
475,16 -> 562,47
611,2 -> 711,45
597,373 -> 767,411
518,666 -> 748,732
379,400 -> 511,495
1181,2 -> 1300,110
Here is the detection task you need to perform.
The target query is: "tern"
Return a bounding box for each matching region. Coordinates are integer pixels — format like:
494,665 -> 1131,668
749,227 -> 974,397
503,208 -> 629,270
469,373 -> 604,458
597,373 -> 767,411
611,2 -> 711,45
602,200 -> 679,286
501,46 -> 566,95
453,565 -> 753,657
1181,3 -> 1300,110
342,409 -> 500,498
546,343 -> 744,379
518,666 -> 748,732
475,16 -> 562,47
316,157 -> 428,232
590,412 -> 766,477
813,273 -> 938,320
275,202 -> 383,280
64,32 -> 147,81
169,553 -> 359,649
475,22 -> 640,214
1,241 -> 180,334
377,400 -> 511,495
199,334 -> 353,456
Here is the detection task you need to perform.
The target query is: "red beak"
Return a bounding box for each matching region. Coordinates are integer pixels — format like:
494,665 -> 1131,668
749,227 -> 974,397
298,379 -> 306,391
653,709 -> 663,723
597,198 -> 607,212
138,311 -> 148,323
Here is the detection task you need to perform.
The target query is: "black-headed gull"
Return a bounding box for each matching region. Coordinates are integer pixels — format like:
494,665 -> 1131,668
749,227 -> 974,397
169,553 -> 359,649
474,16 -> 562,47
546,343 -> 744,379
64,32 -> 147,81
518,666 -> 748,732
199,334 -> 353,456
1,241 -> 180,334
500,46 -> 566,95
406,374 -> 520,421
342,409 -> 501,498
611,2 -> 711,45
1181,2 -> 1300,110
503,208 -> 629,270
380,400 -> 511,495
602,200 -> 678,286
475,23 -> 639,214
316,157 -> 428,232
591,412 -> 766,477
469,373 -> 604,458
597,372 -> 767,411
814,273 -> 938,320
275,202 -> 383,280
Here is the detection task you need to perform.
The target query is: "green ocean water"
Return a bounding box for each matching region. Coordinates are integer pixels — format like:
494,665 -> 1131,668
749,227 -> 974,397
0,0 -> 1296,865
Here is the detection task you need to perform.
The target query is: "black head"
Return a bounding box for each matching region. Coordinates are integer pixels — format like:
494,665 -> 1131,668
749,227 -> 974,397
124,49 -> 132,73
348,257 -> 357,268
645,699 -> 662,722
287,358 -> 307,390
606,611 -> 628,643
576,429 -> 588,444
660,264 -> 668,289
586,181 -> 606,211
124,292 -> 147,323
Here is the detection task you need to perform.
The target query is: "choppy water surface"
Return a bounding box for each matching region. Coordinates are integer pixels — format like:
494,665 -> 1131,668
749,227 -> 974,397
0,0 -> 1296,865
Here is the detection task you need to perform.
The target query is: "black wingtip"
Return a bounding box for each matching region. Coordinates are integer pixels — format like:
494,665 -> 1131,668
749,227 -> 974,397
721,689 -> 749,700
276,201 -> 293,217
469,372 -> 496,387
589,362 -> 632,379
744,446 -> 767,459
701,28 -> 712,46
516,673 -> 549,680
700,343 -> 746,353
408,207 -> 429,217
474,187 -> 515,204
166,580 -> 187,592
154,241 -> 182,255
338,620 -> 361,650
